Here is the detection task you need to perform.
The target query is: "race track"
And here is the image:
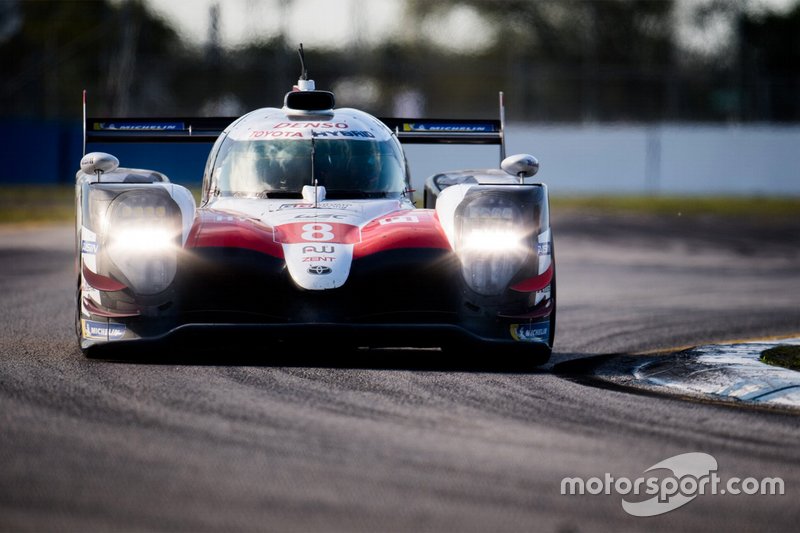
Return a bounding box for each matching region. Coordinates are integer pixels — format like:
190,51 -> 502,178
1,212 -> 799,532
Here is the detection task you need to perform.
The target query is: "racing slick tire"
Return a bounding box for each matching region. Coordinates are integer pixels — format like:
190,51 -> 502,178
75,277 -> 92,358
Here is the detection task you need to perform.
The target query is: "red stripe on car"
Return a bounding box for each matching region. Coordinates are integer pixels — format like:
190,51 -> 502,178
354,209 -> 451,259
187,210 -> 284,258
82,263 -> 127,292
509,265 -> 553,293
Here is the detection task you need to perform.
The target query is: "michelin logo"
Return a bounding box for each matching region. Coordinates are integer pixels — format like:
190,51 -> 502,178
82,319 -> 126,341
95,122 -> 184,131
511,321 -> 549,342
402,122 -> 494,133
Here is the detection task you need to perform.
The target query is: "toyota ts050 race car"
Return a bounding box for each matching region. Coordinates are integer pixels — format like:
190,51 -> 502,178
75,66 -> 555,364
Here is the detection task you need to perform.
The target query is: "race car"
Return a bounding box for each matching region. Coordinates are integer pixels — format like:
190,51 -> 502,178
75,70 -> 555,364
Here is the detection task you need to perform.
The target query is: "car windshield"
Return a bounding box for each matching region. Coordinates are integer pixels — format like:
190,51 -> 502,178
214,137 -> 407,197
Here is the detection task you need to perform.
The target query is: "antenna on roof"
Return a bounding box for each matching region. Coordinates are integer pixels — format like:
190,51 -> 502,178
298,43 -> 308,81
82,89 -> 87,156
295,43 -> 315,91
499,91 -> 506,163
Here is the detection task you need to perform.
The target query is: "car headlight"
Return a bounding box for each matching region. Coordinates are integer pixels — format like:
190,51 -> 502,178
110,227 -> 177,253
104,191 -> 181,296
460,227 -> 526,253
456,192 -> 531,296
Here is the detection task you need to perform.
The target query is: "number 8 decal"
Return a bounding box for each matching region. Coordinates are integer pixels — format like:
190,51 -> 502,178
301,223 -> 335,242
275,221 -> 360,244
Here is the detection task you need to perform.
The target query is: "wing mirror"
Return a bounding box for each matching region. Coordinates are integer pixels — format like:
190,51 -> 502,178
501,153 -> 539,182
80,152 -> 119,181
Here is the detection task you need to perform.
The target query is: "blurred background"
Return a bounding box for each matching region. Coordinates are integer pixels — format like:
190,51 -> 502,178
0,0 -> 798,195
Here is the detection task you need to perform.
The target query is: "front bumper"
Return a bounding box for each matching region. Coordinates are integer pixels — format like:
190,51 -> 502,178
83,321 -> 552,358
80,247 -> 554,354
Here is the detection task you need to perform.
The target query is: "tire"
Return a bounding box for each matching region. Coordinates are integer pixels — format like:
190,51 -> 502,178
75,276 -> 89,356
75,277 -> 106,359
547,268 -> 557,349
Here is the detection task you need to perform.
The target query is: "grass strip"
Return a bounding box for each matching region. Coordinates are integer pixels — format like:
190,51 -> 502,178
760,345 -> 800,372
0,185 -> 201,225
550,195 -> 800,218
0,186 -> 75,225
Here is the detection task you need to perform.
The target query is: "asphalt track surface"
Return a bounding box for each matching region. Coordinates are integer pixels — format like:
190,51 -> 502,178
1,211 -> 799,532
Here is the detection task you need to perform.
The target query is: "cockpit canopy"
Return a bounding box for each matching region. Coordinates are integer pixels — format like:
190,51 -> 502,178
213,137 -> 406,198
208,109 -> 409,199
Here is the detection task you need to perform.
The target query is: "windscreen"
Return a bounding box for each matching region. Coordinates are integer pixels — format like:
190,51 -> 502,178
213,137 -> 407,197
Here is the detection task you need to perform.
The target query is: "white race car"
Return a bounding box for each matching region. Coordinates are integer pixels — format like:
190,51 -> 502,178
76,57 -> 555,364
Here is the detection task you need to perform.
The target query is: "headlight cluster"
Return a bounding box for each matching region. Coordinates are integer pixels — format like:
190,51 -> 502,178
111,227 -> 176,253
104,191 -> 181,295
456,193 -> 531,296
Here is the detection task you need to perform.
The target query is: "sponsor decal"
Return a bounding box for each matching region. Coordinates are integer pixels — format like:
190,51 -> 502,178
94,122 -> 184,131
302,256 -> 335,262
81,240 -> 98,254
402,122 -> 495,133
537,242 -> 551,255
379,215 -> 419,225
274,222 -> 360,244
293,214 -> 348,220
510,321 -> 549,342
561,452 -> 784,517
307,265 -> 332,275
302,245 -> 335,254
247,124 -> 374,140
273,122 -> 349,129
249,130 -> 304,138
82,319 -> 126,341
311,130 -> 375,138
280,203 -> 353,211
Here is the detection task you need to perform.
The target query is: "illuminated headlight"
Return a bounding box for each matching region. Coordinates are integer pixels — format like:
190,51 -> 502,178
456,193 -> 531,295
110,227 -> 177,253
104,191 -> 181,295
460,227 -> 525,253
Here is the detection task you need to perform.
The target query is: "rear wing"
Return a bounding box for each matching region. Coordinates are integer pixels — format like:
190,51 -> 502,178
85,117 -> 235,144
85,117 -> 501,143
84,92 -> 507,159
381,118 -> 502,148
